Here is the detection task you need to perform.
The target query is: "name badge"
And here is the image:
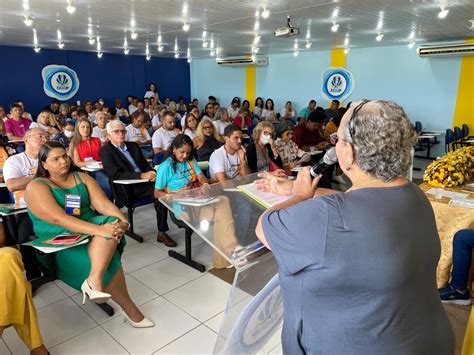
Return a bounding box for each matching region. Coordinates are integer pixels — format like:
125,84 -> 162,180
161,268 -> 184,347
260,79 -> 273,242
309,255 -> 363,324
65,194 -> 81,215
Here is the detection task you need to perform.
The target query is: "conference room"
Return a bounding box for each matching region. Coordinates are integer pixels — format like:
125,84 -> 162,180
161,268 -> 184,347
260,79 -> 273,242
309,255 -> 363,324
0,0 -> 473,354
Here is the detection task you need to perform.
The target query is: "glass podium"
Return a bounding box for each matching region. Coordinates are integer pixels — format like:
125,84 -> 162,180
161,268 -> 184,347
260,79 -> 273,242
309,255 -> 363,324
160,174 -> 283,354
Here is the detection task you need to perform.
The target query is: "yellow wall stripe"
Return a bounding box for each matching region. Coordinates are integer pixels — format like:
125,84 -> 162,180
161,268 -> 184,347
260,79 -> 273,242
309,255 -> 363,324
329,48 -> 347,106
245,65 -> 256,109
452,38 -> 474,131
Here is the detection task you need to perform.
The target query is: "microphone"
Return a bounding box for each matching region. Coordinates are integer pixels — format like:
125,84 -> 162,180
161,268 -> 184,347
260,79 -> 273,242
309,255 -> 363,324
310,147 -> 338,177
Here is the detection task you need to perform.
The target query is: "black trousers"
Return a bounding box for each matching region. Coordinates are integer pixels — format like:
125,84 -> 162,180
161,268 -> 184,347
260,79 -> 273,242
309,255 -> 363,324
15,214 -> 42,279
131,181 -> 169,233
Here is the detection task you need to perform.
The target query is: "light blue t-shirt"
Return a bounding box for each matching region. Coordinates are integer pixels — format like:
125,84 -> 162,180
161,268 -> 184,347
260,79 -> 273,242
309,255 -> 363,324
155,156 -> 202,192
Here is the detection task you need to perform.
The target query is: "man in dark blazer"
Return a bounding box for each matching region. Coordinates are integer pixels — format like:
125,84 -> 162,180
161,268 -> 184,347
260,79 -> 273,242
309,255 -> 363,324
100,119 -> 176,247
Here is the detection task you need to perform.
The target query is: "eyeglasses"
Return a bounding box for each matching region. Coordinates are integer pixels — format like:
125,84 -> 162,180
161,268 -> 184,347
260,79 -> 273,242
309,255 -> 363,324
31,133 -> 49,140
110,129 -> 126,134
348,100 -> 370,139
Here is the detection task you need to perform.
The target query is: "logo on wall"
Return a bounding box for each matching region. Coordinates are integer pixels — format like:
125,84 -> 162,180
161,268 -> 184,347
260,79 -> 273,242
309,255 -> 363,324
321,67 -> 354,101
42,65 -> 80,100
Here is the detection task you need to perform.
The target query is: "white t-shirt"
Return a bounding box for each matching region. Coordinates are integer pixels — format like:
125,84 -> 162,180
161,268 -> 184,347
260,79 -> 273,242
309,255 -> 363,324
261,109 -> 275,121
92,126 -> 108,142
151,115 -> 161,128
227,106 -> 239,120
144,90 -> 156,99
125,124 -> 151,143
88,112 -> 96,123
128,105 -> 137,115
184,128 -> 197,140
209,145 -> 240,180
252,107 -> 262,116
280,108 -> 296,119
213,121 -> 230,136
29,122 -> 49,131
116,107 -> 129,117
152,127 -> 179,151
3,153 -> 38,206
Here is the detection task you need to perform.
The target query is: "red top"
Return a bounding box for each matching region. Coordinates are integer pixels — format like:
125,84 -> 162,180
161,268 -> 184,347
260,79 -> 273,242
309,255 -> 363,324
76,137 -> 101,161
233,114 -> 252,128
293,122 -> 325,149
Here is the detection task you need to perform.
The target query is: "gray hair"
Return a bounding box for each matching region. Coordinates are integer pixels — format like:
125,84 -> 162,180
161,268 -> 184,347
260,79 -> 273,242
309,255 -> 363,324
106,119 -> 125,134
343,100 -> 418,182
214,107 -> 228,122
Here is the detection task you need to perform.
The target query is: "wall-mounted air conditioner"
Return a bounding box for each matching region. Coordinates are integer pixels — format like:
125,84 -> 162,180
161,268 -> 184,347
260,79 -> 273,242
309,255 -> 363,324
417,43 -> 474,57
216,56 -> 268,66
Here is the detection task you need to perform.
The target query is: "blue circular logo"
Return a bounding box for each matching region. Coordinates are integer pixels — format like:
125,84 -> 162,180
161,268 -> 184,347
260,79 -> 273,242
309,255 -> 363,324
321,67 -> 354,101
42,65 -> 80,100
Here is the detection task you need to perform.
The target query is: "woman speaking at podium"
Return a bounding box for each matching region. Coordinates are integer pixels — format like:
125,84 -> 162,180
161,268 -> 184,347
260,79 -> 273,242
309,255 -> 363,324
255,100 -> 454,355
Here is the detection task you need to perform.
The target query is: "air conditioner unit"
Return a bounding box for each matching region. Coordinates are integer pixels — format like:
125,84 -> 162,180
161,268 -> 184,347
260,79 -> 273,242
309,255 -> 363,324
417,43 -> 474,57
216,56 -> 268,66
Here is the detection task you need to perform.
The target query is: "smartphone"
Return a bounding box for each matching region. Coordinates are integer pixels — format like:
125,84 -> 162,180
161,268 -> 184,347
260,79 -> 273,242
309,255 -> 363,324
50,234 -> 81,244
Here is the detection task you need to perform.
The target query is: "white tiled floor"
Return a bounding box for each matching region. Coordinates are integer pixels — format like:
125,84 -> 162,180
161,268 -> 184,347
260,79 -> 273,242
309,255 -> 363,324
1,208 -> 282,355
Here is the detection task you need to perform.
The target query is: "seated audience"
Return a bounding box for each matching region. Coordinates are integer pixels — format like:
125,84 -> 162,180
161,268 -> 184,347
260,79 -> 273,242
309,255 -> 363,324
252,97 -> 264,122
125,113 -> 151,144
246,121 -> 282,173
101,120 -> 176,247
53,121 -> 75,149
298,99 -> 317,121
242,100 -> 250,111
16,100 -> 33,121
209,124 -> 251,181
233,108 -> 252,130
194,118 -> 222,162
3,128 -> 48,280
0,246 -> 48,355
177,97 -> 187,112
151,106 -> 166,131
114,98 -> 129,118
183,112 -> 198,141
280,101 -> 296,122
154,135 -> 208,198
5,103 -> 32,141
202,102 -> 215,120
25,141 -> 154,327
181,104 -> 200,128
92,111 -> 109,142
0,105 -> 6,135
128,97 -> 138,115
213,107 -> 231,137
324,107 -> 346,136
275,122 -> 310,169
144,83 -> 159,101
152,111 -> 181,155
57,103 -> 70,122
30,111 -> 59,136
325,99 -> 340,121
130,100 -> 151,128
293,110 -> 329,151
255,99 -> 453,354
42,98 -> 60,115
169,101 -> 182,124
261,98 -> 276,122
439,229 -> 474,305
108,107 -> 118,121
84,100 -> 95,122
69,119 -> 112,200
191,98 -> 200,112
227,97 -> 241,121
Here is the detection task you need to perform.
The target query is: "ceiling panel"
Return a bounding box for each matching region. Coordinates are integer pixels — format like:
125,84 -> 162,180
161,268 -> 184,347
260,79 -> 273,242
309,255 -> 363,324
0,0 -> 472,59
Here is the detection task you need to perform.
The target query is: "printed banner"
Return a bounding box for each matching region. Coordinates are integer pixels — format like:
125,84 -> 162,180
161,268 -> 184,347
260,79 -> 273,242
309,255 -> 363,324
321,67 -> 355,101
42,65 -> 80,101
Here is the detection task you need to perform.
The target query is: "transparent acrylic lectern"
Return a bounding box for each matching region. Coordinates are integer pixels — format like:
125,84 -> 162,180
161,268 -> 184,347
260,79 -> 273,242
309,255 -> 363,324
160,174 -> 284,354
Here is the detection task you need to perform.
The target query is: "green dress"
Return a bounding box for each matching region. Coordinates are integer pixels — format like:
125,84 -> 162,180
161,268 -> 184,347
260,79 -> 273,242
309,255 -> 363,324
27,172 -> 126,291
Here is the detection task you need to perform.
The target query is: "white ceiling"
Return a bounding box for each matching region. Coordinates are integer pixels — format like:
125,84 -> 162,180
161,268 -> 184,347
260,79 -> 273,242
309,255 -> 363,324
0,0 -> 473,59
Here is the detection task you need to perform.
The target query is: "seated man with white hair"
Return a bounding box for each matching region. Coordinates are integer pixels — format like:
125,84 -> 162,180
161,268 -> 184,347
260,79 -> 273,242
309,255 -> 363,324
100,120 -> 176,247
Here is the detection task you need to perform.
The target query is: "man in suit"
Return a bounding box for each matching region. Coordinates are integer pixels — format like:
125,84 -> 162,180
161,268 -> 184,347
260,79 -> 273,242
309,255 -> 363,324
100,119 -> 176,247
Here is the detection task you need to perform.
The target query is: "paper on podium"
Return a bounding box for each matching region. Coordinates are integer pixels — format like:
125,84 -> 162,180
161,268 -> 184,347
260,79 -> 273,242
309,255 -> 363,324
237,182 -> 292,209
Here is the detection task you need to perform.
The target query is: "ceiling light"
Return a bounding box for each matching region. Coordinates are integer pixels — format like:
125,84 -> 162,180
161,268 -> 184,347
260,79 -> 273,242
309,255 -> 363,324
97,52 -> 103,58
57,42 -> 65,49
408,41 -> 415,49
56,19 -> 61,23
376,33 -> 384,41
57,29 -> 62,41
293,50 -> 299,57
88,37 -> 95,45
202,30 -> 207,38
130,31 -> 138,40
174,52 -> 179,58
377,11 -> 384,30
24,16 -> 33,27
22,0 -> 29,10
124,48 -> 129,55
306,31 -> 311,40
254,35 -> 261,44
438,5 -> 449,19
210,38 -> 214,49
255,9 -> 260,17
210,49 -> 216,56
344,36 -> 349,46
332,8 -> 339,18
182,22 -> 190,31
66,0 -> 76,14
146,55 -> 151,61
130,18 -> 136,27
261,8 -> 270,18
158,45 -> 163,52
187,58 -> 192,63
344,47 -> 350,54
202,41 -> 208,48
33,47 -> 41,53
331,23 -> 339,32
305,41 -> 312,49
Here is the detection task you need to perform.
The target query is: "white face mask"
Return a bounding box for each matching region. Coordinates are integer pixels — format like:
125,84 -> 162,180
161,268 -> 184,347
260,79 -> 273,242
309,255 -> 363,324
64,130 -> 74,138
99,100 -> 104,106
260,134 -> 271,145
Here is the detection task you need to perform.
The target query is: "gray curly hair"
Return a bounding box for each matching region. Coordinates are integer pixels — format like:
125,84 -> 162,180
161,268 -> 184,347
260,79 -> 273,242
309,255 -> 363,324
343,100 -> 418,182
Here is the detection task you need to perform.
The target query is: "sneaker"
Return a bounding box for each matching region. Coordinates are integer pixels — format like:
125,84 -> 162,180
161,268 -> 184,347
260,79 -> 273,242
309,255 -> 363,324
439,284 -> 472,306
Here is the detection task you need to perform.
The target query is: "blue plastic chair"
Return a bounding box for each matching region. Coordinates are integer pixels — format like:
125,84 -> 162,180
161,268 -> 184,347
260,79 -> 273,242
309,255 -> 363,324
453,126 -> 463,149
415,121 -> 423,134
445,128 -> 454,152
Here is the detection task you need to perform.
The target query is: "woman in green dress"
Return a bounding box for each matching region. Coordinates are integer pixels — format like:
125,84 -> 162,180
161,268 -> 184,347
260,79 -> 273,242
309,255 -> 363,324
25,141 -> 153,328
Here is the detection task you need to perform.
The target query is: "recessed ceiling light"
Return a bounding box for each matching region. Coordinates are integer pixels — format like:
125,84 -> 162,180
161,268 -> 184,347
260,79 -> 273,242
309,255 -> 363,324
202,41 -> 208,48
174,52 -> 179,58
305,41 -> 312,49
124,48 -> 129,55
66,0 -> 76,14
438,5 -> 449,19
97,52 -> 103,58
130,31 -> 138,40
146,55 -> 151,61
88,37 -> 95,45
182,22 -> 190,32
376,33 -> 384,41
33,47 -> 41,53
187,58 -> 192,63
24,17 -> 33,27
56,19 -> 61,22
261,8 -> 270,18
57,42 -> 64,49
331,23 -> 339,32
158,45 -> 163,52
344,47 -> 350,54
408,41 -> 415,49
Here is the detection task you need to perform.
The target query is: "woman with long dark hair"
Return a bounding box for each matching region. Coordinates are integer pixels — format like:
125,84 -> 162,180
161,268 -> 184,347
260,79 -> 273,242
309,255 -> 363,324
261,98 -> 276,122
154,134 -> 208,197
25,141 -> 154,328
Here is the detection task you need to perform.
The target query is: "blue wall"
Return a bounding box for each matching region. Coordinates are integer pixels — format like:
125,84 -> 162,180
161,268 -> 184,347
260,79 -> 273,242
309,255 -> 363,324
0,45 -> 191,117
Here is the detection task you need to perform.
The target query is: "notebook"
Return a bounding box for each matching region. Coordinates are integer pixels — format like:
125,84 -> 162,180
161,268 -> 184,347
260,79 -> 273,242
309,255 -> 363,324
237,182 -> 293,209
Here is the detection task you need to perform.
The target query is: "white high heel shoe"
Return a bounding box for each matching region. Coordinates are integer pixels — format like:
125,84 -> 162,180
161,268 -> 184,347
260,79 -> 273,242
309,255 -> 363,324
81,279 -> 111,305
121,309 -> 155,328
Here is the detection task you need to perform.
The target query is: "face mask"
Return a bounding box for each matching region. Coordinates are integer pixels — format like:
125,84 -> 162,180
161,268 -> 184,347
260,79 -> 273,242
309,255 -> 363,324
260,134 -> 271,145
64,130 -> 74,138
99,100 -> 104,106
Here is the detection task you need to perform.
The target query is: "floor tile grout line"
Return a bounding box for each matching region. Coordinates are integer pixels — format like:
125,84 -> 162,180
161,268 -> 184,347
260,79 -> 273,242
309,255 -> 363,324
151,323 -> 204,354
1,338 -> 13,354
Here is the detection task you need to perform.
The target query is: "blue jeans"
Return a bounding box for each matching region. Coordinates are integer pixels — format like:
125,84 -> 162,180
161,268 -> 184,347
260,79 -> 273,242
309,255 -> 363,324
92,170 -> 114,201
450,229 -> 474,290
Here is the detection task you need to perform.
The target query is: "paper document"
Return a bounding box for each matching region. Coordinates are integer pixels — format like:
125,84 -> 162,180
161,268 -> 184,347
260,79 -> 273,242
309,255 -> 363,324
237,182 -> 293,209
449,199 -> 474,209
24,236 -> 89,254
425,188 -> 469,200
